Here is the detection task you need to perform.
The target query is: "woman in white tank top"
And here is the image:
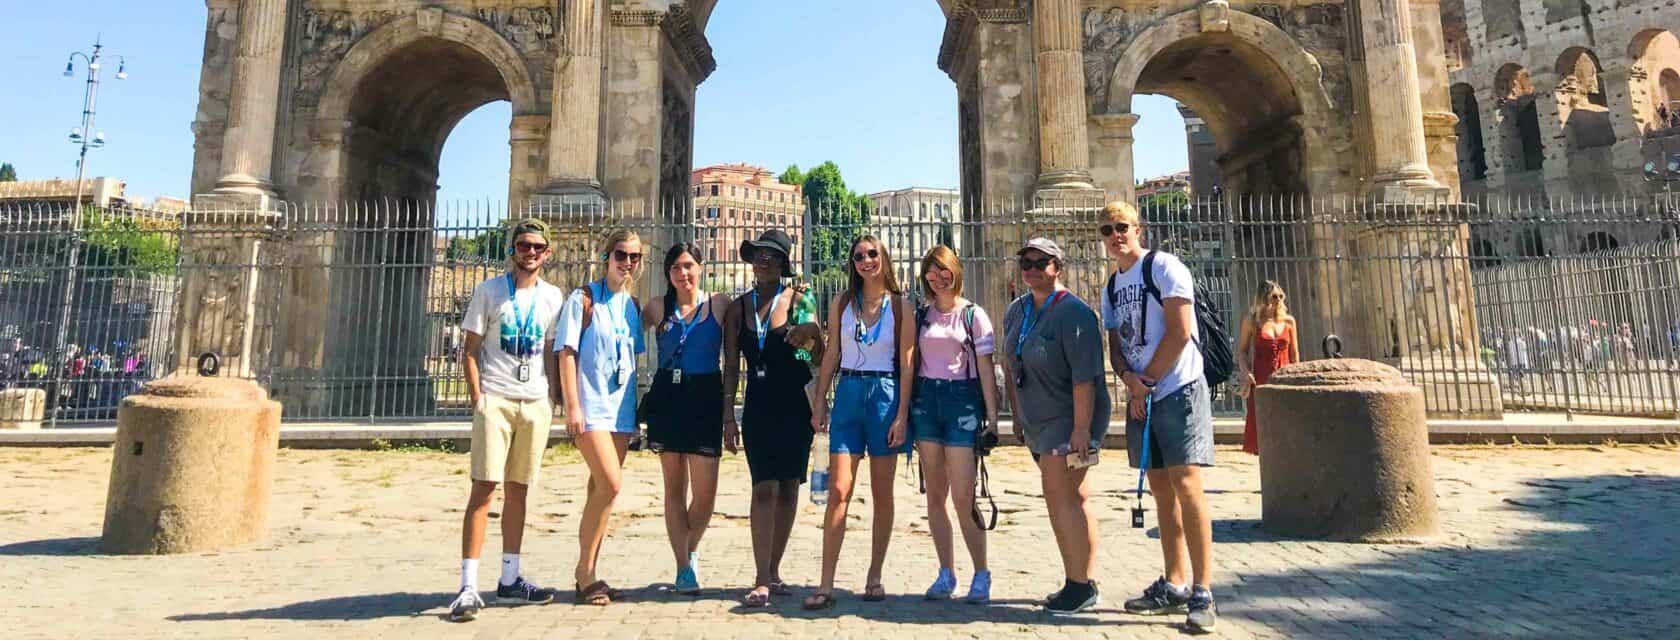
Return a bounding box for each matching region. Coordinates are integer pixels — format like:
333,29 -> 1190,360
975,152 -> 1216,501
806,235 -> 915,608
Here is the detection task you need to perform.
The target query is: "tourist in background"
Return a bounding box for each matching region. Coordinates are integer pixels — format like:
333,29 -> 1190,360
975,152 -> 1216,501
909,245 -> 1000,603
1235,280 -> 1297,455
721,229 -> 822,607
449,218 -> 566,622
1097,201 -> 1218,633
805,235 -> 914,610
999,237 -> 1111,616
555,229 -> 646,605
639,242 -> 732,595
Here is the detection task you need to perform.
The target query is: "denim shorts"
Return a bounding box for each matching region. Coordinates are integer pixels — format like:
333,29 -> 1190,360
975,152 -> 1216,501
830,373 -> 907,457
1126,377 -> 1215,469
910,377 -> 982,448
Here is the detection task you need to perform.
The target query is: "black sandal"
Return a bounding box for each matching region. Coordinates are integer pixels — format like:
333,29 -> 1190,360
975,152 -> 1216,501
803,592 -> 837,610
574,580 -> 612,606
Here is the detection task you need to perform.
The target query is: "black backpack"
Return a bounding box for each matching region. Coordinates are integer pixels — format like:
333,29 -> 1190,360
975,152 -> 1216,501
1107,250 -> 1235,386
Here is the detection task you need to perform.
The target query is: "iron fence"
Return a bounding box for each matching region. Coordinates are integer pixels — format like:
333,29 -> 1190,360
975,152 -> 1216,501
3,192 -> 1677,425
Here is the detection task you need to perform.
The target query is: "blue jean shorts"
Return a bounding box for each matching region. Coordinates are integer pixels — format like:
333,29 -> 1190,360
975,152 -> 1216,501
830,373 -> 907,457
1127,377 -> 1215,469
910,377 -> 982,448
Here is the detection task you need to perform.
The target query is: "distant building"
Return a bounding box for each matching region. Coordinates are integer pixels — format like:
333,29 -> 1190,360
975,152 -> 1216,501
691,164 -> 805,285
1136,171 -> 1192,200
864,187 -> 961,264
1178,104 -> 1222,200
0,177 -> 186,227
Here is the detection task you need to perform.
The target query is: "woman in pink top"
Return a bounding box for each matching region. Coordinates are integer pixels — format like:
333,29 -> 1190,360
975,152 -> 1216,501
908,245 -> 1002,603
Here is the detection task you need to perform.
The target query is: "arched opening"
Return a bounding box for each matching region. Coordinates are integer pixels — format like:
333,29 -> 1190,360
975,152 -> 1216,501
1469,237 -> 1501,268
1554,48 -> 1616,150
1518,227 -> 1548,257
1629,29 -> 1680,133
1580,230 -> 1620,253
1130,35 -> 1313,197
1452,83 -> 1489,182
1495,64 -> 1545,176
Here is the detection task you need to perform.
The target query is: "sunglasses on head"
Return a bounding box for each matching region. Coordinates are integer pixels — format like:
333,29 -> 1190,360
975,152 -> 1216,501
1018,256 -> 1053,272
852,248 -> 880,263
611,250 -> 643,264
514,241 -> 549,253
1099,222 -> 1132,237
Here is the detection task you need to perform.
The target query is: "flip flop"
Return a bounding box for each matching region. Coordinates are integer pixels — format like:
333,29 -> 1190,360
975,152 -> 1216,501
574,581 -> 612,606
862,584 -> 887,602
803,592 -> 837,610
769,580 -> 793,596
743,586 -> 771,608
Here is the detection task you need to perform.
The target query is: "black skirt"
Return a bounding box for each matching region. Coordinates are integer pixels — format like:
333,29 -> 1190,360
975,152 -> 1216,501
741,376 -> 815,484
643,369 -> 724,458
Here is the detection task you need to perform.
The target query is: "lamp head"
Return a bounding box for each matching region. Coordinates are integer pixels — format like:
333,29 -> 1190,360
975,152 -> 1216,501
63,61 -> 73,77
88,61 -> 99,72
115,58 -> 126,80
69,128 -> 83,143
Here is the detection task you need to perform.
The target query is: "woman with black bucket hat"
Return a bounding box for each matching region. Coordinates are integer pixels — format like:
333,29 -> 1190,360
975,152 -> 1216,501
721,229 -> 823,607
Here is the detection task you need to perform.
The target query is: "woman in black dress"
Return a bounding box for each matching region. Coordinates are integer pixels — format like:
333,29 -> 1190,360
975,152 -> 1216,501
722,229 -> 822,608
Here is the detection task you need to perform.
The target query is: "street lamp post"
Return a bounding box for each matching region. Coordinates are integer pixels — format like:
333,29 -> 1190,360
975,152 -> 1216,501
52,39 -> 124,426
1642,138 -> 1680,197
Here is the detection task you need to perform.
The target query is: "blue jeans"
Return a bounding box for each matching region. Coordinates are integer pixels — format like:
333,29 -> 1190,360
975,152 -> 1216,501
830,374 -> 907,457
910,377 -> 982,448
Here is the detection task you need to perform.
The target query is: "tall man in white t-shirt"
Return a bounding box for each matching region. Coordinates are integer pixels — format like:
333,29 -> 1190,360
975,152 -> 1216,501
1096,202 -> 1219,633
447,219 -> 568,622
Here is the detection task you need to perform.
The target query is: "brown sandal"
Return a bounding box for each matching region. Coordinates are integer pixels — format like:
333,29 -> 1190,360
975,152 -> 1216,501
862,584 -> 887,602
803,592 -> 837,610
574,580 -> 612,606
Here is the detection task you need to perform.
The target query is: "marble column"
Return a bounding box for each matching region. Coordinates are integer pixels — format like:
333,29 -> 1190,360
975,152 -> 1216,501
1532,71 -> 1574,200
210,0 -> 288,202
509,114 -> 549,206
1357,0 -> 1447,201
1089,113 -> 1141,201
541,0 -> 606,202
1599,65 -> 1652,193
1032,0 -> 1096,193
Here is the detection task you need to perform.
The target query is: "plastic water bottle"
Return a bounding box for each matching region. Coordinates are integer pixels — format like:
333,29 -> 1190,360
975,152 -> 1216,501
809,433 -> 829,505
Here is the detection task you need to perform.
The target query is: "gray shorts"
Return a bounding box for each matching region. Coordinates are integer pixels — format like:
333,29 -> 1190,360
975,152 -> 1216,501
1127,377 -> 1215,469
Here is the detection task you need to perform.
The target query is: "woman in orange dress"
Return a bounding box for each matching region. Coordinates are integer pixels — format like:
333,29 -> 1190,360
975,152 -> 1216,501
1236,281 -> 1298,455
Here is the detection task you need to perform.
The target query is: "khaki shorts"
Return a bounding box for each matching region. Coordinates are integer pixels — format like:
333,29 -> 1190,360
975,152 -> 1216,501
471,395 -> 554,486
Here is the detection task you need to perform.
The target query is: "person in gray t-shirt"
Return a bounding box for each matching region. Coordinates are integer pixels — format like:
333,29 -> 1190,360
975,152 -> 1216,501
999,237 -> 1110,615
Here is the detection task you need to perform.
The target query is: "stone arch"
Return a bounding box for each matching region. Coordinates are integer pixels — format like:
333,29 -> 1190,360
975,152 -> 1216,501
1104,9 -> 1344,198
1494,63 -> 1545,172
1580,230 -> 1619,253
1629,29 -> 1680,133
306,11 -> 541,204
1452,83 -> 1488,181
1553,47 -> 1616,150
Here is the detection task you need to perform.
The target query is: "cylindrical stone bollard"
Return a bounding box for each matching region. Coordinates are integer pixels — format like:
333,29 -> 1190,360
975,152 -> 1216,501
0,387 -> 47,430
1255,359 -> 1439,543
102,375 -> 281,554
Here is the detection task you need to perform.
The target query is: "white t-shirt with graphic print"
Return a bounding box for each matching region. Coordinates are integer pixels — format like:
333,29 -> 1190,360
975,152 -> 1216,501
1100,251 -> 1204,400
461,275 -> 566,401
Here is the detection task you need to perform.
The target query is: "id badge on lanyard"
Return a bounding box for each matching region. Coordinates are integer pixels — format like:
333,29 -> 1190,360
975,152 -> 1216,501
508,274 -> 537,382
752,285 -> 783,380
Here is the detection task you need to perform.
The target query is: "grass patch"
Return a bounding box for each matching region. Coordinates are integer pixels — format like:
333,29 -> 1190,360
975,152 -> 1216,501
543,441 -> 581,464
370,438 -> 458,453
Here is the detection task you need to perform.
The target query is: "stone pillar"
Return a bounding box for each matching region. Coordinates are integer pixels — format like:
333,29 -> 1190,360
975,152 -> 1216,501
509,114 -> 549,206
1532,71 -> 1574,201
1089,113 -> 1140,202
601,10 -> 664,212
540,0 -> 607,204
1476,85 -> 1509,192
209,0 -> 288,202
1409,0 -> 1461,198
172,208 -> 281,381
1032,0 -> 1096,194
1356,0 -> 1448,202
1600,65 -> 1652,193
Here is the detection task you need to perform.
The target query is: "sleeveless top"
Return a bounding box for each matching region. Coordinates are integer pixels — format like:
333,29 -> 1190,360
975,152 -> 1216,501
840,293 -> 897,373
739,296 -> 813,391
655,299 -> 722,374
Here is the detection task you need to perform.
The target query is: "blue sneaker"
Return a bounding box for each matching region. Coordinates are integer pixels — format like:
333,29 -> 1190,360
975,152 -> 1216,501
925,568 -> 958,600
1186,586 -> 1217,632
675,565 -> 701,595
494,576 -> 554,605
964,570 -> 992,604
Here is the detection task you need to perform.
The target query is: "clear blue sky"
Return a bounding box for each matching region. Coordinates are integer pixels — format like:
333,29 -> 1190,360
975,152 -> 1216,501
0,1 -> 1187,203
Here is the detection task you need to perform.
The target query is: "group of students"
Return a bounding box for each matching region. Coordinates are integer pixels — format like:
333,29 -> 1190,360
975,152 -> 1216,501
447,201 -> 1220,633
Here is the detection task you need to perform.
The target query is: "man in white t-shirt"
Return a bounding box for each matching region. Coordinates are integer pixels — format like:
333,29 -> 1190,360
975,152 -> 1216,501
447,219 -> 567,622
1096,202 -> 1219,633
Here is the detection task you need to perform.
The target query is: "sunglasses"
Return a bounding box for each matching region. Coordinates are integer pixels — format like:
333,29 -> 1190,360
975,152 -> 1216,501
1268,293 -> 1286,301
751,251 -> 782,265
612,250 -> 643,264
1018,256 -> 1053,272
852,249 -> 880,263
1099,223 -> 1132,237
514,241 -> 549,253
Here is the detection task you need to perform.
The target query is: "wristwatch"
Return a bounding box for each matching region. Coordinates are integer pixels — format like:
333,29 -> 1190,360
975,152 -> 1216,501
1139,375 -> 1158,389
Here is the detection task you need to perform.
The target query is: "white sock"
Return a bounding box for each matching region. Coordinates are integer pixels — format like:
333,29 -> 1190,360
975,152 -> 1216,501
500,553 -> 520,586
460,558 -> 479,591
1169,581 -> 1191,597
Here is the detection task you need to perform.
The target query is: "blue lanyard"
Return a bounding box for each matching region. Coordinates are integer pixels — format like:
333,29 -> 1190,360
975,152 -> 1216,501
592,280 -> 630,340
752,285 -> 784,352
505,274 -> 537,356
1016,290 -> 1066,358
666,297 -> 705,367
853,293 -> 888,346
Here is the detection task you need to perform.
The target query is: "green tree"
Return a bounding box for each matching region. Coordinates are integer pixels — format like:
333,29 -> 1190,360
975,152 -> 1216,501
445,227 -> 507,264
1139,191 -> 1189,221
790,161 -> 872,276
80,209 -> 178,276
0,163 -> 16,182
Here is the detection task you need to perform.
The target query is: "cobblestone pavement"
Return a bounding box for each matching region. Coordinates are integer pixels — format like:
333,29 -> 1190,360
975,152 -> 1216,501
2,442 -> 1676,639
